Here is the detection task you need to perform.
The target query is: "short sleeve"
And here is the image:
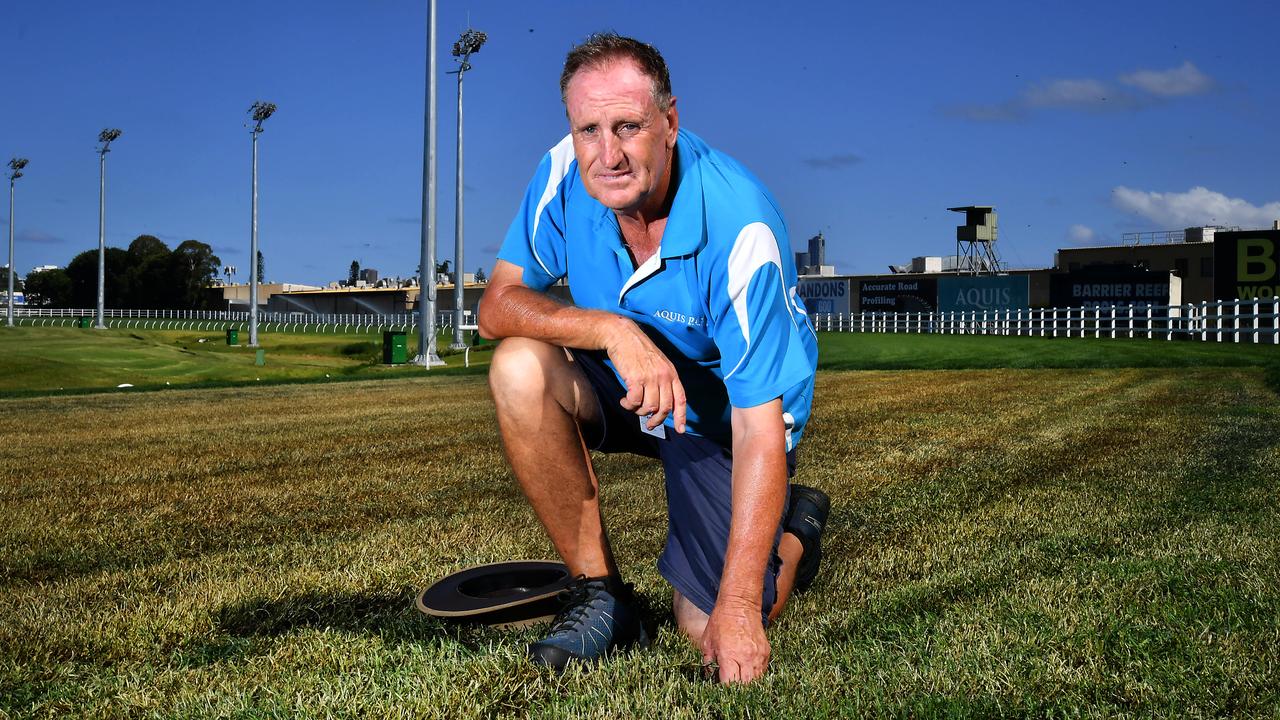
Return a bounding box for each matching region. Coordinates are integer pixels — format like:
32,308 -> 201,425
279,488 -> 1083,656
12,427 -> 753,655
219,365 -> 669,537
496,135 -> 577,291
709,222 -> 815,409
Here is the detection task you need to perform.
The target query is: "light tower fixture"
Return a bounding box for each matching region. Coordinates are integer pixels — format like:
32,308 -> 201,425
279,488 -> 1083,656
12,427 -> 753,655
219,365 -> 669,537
247,101 -> 276,348
448,27 -> 487,349
95,129 -> 122,329
223,264 -> 238,314
6,158 -> 28,328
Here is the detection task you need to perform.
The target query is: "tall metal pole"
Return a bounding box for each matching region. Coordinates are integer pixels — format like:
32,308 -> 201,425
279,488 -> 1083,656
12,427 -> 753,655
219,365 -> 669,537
96,146 -> 107,328
451,58 -> 466,348
6,178 -> 13,327
94,130 -> 119,329
246,101 -> 275,348
449,29 -> 486,350
416,0 -> 444,366
5,159 -> 22,327
249,127 -> 260,347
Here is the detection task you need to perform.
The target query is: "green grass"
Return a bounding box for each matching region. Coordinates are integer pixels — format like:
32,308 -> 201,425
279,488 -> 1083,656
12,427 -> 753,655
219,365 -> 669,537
817,331 -> 1280,372
0,326 -> 491,396
1,333 -> 1279,717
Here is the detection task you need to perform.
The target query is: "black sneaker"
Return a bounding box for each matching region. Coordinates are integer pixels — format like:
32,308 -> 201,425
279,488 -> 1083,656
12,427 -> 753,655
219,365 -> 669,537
527,575 -> 650,672
785,485 -> 830,592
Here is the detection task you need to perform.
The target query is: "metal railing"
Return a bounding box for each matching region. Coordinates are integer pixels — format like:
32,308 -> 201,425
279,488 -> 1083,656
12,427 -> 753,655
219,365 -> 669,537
812,298 -> 1280,344
11,308 -> 469,335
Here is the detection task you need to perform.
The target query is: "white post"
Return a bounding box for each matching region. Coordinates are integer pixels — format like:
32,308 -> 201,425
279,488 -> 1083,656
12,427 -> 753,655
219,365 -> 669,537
1254,298 -> 1260,344
1199,301 -> 1206,342
1216,300 -> 1223,343
1234,298 -> 1240,343
1110,305 -> 1116,339
1274,298 -> 1279,345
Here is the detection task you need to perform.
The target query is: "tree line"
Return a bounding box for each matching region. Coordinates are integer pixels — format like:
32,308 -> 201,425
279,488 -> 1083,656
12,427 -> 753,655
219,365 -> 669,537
21,235 -> 221,310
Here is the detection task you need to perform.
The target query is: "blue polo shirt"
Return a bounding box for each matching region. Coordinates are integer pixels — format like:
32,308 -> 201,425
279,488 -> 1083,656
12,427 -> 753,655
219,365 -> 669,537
497,128 -> 817,450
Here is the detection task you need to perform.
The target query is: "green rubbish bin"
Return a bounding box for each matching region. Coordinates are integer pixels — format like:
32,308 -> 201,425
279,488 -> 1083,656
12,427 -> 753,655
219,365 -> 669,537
383,330 -> 408,364
77,316 -> 91,328
225,327 -> 239,345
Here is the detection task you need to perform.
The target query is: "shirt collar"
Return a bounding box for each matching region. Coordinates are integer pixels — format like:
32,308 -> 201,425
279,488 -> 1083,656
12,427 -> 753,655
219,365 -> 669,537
660,129 -> 706,258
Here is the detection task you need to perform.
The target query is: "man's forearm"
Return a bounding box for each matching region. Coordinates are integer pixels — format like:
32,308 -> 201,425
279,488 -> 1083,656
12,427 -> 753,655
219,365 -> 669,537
478,280 -> 623,350
717,403 -> 789,613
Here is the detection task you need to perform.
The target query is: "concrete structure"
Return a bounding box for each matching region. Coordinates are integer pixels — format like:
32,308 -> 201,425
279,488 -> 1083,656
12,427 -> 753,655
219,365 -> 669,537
808,225 -> 1280,313
211,282 -> 322,311
1054,239 -> 1214,306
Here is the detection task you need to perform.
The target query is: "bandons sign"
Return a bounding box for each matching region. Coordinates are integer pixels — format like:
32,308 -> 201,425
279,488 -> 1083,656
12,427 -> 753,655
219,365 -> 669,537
796,278 -> 850,315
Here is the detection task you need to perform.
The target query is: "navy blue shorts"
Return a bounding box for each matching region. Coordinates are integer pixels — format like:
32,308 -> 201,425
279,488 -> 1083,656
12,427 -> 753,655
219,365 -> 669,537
570,349 -> 795,624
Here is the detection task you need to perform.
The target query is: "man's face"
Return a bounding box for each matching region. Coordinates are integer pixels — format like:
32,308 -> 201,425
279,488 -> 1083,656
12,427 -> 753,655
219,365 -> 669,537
564,59 -> 678,216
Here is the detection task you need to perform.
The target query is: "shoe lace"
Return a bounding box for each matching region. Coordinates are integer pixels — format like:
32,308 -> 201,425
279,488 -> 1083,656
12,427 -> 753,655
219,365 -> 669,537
546,575 -> 600,636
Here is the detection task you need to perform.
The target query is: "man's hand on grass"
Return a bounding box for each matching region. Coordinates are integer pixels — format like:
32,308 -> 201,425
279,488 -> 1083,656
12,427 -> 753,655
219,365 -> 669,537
700,602 -> 770,684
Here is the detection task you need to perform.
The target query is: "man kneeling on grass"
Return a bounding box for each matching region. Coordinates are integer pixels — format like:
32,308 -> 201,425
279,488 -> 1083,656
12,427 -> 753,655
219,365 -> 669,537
478,33 -> 827,685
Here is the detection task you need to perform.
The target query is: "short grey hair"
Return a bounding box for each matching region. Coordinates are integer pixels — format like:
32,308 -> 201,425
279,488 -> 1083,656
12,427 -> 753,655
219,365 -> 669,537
559,32 -> 673,111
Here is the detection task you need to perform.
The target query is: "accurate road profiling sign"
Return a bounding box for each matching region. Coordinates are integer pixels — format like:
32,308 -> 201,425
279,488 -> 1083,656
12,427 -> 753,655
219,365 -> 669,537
1049,266 -> 1176,308
796,278 -> 850,315
859,278 -> 937,313
937,276 -> 1029,312
1214,230 -> 1280,301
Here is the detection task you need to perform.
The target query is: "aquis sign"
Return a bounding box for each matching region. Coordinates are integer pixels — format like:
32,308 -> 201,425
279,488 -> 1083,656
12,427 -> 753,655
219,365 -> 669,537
937,276 -> 1029,312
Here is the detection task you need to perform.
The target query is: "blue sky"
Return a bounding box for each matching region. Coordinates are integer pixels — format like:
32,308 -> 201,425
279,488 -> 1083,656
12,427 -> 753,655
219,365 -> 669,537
3,0 -> 1278,286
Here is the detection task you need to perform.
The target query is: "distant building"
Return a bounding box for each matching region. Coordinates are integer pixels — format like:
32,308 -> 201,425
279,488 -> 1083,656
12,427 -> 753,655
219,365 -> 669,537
360,268 -> 378,284
796,232 -> 837,276
798,223 -> 1280,314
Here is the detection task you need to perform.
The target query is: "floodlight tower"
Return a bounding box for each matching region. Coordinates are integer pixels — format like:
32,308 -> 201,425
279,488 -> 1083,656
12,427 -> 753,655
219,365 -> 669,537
223,264 -> 238,314
247,101 -> 276,348
415,0 -> 445,366
95,129 -> 121,329
6,158 -> 28,328
448,28 -> 487,349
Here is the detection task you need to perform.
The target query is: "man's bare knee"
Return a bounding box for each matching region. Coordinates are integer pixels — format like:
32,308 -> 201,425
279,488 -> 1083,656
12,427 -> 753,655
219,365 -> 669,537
489,338 -> 595,423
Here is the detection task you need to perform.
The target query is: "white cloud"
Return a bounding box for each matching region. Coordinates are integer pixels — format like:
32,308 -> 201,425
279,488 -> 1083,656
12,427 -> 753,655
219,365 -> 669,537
1067,224 -> 1097,244
1119,61 -> 1212,97
950,61 -> 1214,121
1112,186 -> 1280,228
1025,79 -> 1112,108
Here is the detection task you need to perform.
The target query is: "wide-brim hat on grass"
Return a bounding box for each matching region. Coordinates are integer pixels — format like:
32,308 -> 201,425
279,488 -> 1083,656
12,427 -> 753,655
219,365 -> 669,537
415,560 -> 573,628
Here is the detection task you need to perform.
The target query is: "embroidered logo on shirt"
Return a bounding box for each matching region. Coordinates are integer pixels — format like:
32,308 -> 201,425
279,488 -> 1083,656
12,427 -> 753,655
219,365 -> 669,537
653,309 -> 707,327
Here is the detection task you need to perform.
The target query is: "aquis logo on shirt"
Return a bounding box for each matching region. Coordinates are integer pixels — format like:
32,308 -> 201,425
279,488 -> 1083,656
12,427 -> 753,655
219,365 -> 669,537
653,309 -> 707,327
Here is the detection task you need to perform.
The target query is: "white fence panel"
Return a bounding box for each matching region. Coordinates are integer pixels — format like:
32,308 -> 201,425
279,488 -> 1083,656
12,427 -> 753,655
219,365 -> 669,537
807,298 -> 1279,344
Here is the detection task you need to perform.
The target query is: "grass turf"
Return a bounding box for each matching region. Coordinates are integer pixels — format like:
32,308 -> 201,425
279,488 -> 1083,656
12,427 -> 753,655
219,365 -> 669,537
1,335 -> 1278,717
0,326 -> 491,396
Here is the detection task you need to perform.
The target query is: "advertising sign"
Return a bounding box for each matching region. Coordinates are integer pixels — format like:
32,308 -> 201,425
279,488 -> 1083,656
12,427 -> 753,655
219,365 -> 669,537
1214,230 -> 1280,301
1049,266 -> 1176,308
937,276 -> 1029,312
859,278 -> 937,313
796,278 -> 850,315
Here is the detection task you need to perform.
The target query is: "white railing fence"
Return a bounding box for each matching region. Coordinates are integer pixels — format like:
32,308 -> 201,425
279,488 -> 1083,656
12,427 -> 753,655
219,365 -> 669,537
810,298 -> 1280,344
11,308 -> 467,336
